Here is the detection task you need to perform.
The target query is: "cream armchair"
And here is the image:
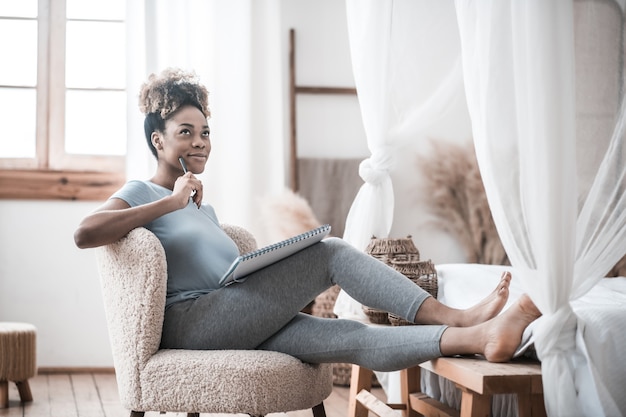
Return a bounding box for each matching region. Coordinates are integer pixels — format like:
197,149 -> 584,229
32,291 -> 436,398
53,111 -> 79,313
96,225 -> 332,417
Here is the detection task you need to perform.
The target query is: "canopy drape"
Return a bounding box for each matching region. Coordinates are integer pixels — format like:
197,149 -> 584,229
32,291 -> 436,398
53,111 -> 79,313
343,0 -> 626,414
456,0 -> 626,414
342,0 -> 466,252
337,0 -> 469,324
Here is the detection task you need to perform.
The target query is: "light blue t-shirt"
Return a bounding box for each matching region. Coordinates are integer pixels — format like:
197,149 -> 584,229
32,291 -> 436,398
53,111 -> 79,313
111,180 -> 241,307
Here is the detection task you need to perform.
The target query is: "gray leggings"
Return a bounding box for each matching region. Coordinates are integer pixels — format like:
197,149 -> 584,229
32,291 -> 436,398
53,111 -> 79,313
161,237 -> 446,372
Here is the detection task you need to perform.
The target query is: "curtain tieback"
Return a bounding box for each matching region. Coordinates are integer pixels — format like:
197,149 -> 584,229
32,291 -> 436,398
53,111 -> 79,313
533,304 -> 577,360
359,153 -> 392,185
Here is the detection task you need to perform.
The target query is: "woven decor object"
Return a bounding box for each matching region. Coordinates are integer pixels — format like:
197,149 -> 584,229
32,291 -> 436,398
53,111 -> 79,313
388,259 -> 438,326
390,258 -> 438,299
362,236 -> 438,326
312,285 -> 340,319
361,236 -> 420,323
365,236 -> 420,264
361,306 -> 390,325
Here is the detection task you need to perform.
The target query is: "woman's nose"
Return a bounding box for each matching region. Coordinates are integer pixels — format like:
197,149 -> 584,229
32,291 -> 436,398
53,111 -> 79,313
192,135 -> 205,148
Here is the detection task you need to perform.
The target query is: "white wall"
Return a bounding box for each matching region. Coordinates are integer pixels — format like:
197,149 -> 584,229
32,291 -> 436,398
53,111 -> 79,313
0,0 -> 469,368
0,200 -> 112,367
281,0 -> 369,160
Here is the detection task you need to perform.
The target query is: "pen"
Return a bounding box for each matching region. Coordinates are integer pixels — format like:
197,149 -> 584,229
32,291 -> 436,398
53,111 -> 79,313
179,156 -> 198,204
179,157 -> 188,173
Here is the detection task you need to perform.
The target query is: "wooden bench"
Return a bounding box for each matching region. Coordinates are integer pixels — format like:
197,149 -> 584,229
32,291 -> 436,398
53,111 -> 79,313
349,356 -> 546,417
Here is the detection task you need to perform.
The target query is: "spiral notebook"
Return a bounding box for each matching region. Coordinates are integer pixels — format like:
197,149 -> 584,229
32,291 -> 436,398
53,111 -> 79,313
219,224 -> 332,286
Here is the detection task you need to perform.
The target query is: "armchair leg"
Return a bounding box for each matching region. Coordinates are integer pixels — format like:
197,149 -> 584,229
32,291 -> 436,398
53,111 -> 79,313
187,414 -> 199,417
312,402 -> 327,417
130,412 -> 145,417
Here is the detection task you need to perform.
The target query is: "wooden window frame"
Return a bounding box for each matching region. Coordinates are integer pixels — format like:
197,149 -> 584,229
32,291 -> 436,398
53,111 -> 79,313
0,0 -> 125,201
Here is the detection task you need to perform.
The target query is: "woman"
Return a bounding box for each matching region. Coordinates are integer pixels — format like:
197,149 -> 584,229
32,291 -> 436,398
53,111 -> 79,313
74,68 -> 540,372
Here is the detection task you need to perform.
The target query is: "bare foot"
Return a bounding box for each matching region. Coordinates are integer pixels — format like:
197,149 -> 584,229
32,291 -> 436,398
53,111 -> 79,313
458,271 -> 512,327
414,271 -> 511,326
482,293 -> 542,362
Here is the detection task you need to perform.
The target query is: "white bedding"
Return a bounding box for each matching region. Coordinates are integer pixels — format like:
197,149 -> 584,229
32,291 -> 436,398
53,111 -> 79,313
430,263 -> 626,416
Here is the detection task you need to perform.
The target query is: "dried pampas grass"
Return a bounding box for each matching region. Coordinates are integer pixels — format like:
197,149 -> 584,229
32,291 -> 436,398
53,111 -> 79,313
608,254 -> 626,277
417,140 -> 509,265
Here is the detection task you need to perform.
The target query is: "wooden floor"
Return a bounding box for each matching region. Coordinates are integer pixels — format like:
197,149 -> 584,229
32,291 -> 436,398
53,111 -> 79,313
0,373 -> 387,417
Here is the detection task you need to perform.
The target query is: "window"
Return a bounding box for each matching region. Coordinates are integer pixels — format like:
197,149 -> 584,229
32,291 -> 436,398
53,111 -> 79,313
0,0 -> 126,200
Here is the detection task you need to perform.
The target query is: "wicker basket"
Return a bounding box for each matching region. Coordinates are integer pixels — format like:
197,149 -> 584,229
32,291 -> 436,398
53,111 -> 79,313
312,284 -> 340,319
390,258 -> 438,299
365,235 -> 420,264
331,362 -> 353,386
388,313 -> 413,326
361,306 -> 390,324
363,236 -> 438,326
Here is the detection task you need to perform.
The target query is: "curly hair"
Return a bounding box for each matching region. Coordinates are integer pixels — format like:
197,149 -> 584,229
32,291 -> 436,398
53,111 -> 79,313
139,68 -> 210,118
138,68 -> 211,158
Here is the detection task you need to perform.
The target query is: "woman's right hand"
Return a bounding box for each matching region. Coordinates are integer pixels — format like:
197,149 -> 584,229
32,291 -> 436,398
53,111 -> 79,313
172,172 -> 203,209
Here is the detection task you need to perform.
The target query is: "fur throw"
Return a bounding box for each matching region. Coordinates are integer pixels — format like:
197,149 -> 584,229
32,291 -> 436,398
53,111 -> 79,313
260,188 -> 323,242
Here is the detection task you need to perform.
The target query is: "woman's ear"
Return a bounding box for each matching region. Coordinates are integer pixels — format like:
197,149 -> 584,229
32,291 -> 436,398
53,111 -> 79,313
151,132 -> 163,150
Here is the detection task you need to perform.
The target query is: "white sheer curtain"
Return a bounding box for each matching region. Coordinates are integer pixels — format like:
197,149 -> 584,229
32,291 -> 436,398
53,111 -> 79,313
341,0 -> 465,252
125,0 -> 284,233
344,0 -> 626,414
338,0 -> 470,399
456,1 -> 626,415
337,0 -> 468,323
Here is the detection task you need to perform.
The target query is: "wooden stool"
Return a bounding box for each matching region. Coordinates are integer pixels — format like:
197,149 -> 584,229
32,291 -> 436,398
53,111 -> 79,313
349,357 -> 546,417
0,322 -> 37,408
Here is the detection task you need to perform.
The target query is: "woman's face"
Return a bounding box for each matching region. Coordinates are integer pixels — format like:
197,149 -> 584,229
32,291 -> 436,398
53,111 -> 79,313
154,105 -> 211,174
